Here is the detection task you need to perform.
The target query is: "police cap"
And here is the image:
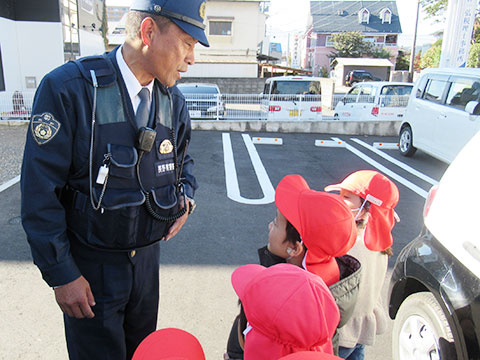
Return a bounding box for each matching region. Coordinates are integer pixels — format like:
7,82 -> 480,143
130,0 -> 209,47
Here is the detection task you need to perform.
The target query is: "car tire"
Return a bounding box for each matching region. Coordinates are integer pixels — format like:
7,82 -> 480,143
399,126 -> 417,157
392,292 -> 454,360
333,113 -> 339,121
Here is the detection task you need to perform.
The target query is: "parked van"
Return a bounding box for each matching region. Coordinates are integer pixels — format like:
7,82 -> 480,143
262,76 -> 322,120
399,68 -> 480,163
334,81 -> 413,121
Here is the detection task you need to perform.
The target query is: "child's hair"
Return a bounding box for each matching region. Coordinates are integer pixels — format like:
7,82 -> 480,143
285,220 -> 301,246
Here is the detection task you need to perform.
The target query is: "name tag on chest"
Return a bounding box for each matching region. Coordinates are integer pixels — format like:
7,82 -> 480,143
156,161 -> 175,175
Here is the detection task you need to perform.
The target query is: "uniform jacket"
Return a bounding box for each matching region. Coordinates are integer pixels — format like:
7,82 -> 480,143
21,47 -> 197,287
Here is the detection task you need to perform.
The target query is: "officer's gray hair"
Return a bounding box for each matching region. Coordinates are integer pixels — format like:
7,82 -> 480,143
125,10 -> 172,40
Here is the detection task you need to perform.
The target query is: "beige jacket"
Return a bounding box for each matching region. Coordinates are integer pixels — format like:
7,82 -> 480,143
337,228 -> 389,347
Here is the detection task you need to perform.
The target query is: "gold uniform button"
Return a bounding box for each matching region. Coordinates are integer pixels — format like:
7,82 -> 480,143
130,250 -> 136,257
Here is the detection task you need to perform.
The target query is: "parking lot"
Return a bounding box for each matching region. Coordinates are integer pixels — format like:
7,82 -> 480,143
0,125 -> 449,359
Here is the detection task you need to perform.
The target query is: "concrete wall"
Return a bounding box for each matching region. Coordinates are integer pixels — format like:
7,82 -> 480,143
177,77 -> 266,94
2,119 -> 402,137
191,120 -> 401,136
0,18 -> 64,91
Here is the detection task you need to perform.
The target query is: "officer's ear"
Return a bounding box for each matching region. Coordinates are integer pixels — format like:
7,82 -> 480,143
140,17 -> 156,47
288,242 -> 304,258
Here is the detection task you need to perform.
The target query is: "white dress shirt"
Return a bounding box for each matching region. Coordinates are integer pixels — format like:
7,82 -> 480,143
116,45 -> 154,114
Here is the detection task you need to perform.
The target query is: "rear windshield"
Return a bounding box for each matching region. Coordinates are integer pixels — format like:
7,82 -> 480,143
271,80 -> 321,95
178,85 -> 219,94
380,85 -> 413,96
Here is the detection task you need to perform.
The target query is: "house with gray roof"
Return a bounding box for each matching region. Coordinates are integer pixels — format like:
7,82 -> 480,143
305,0 -> 402,74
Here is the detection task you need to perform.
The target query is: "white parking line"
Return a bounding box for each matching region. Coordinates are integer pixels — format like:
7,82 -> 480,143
222,133 -> 275,204
0,175 -> 20,193
331,137 -> 429,199
350,138 -> 439,186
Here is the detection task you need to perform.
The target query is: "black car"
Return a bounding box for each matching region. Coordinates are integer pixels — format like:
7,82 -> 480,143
388,131 -> 480,360
345,70 -> 381,86
177,83 -> 226,120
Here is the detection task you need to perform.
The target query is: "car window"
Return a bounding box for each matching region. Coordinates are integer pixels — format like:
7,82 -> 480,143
415,76 -> 429,98
344,86 -> 361,103
423,79 -> 448,104
358,86 -> 374,103
177,85 -> 219,94
446,78 -> 480,111
381,85 -> 413,96
271,80 -> 321,94
263,83 -> 270,95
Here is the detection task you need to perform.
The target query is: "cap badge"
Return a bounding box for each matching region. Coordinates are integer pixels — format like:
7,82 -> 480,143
159,139 -> 173,154
199,2 -> 206,20
31,112 -> 61,145
154,5 -> 162,13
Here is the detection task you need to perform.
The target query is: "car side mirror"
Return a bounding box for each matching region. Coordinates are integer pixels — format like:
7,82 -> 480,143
466,101 -> 480,115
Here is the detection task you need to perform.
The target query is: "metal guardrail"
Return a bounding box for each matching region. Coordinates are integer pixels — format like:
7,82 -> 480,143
0,91 -> 410,121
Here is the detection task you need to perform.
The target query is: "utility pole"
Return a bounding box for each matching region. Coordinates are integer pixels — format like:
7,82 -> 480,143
409,0 -> 420,82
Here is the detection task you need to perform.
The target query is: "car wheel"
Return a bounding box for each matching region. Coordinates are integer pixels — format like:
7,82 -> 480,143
399,126 -> 417,157
333,113 -> 339,120
392,292 -> 454,360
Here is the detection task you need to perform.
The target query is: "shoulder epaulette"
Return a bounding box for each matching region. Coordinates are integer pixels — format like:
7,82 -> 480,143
73,55 -> 116,88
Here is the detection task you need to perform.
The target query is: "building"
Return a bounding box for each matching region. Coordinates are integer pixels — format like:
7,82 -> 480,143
184,0 -> 269,78
0,0 -> 106,94
306,0 -> 402,75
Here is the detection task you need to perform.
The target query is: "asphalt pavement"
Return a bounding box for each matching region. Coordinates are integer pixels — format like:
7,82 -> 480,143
0,124 -> 449,359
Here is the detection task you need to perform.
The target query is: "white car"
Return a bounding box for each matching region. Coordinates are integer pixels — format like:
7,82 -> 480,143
399,68 -> 480,163
261,76 -> 322,121
389,129 -> 480,360
334,81 -> 413,121
177,83 -> 225,120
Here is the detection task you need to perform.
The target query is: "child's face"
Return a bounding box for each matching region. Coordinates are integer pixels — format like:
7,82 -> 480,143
267,209 -> 290,258
340,189 -> 366,219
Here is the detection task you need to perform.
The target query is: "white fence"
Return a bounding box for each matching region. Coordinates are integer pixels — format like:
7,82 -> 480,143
0,91 -> 410,121
0,91 -> 35,120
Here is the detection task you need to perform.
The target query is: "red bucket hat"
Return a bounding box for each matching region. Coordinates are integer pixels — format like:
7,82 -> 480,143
231,263 -> 340,360
280,351 -> 342,359
275,175 -> 357,285
325,170 -> 400,251
132,328 -> 205,360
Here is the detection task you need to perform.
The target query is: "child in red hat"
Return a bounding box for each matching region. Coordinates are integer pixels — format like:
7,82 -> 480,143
132,327 -> 205,360
231,263 -> 340,359
225,175 -> 361,359
324,170 -> 400,360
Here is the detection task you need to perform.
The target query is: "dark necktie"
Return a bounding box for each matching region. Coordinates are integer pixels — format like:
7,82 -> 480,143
136,87 -> 150,128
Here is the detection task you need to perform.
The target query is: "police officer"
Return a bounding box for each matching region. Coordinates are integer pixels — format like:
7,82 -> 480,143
20,0 -> 208,358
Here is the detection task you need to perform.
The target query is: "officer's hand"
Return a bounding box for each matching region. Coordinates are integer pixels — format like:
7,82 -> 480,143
54,276 -> 96,319
163,197 -> 189,241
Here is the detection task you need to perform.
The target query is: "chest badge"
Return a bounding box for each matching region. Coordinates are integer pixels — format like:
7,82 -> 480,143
31,112 -> 61,145
159,139 -> 173,154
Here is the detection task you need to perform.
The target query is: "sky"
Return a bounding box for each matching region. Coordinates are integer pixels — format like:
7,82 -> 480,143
106,0 -> 444,49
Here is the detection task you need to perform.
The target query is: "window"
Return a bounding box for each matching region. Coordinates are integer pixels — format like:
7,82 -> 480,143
415,76 -> 429,98
209,21 -> 232,36
325,35 -> 334,47
446,78 -> 480,111
359,86 -> 375,103
0,45 -> 5,92
380,8 -> 392,24
271,80 -> 321,95
423,79 -> 448,104
344,86 -> 361,103
358,8 -> 370,24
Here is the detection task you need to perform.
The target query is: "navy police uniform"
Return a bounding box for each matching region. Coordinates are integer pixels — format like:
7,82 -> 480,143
20,0 -> 209,358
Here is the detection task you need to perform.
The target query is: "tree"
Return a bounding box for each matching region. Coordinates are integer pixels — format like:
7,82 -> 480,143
421,40 -> 442,68
330,32 -> 372,58
395,50 -> 410,70
420,0 -> 448,19
368,47 -> 391,59
468,43 -> 480,67
414,50 -> 423,71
